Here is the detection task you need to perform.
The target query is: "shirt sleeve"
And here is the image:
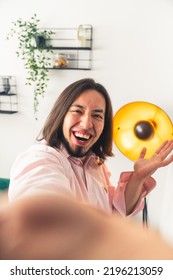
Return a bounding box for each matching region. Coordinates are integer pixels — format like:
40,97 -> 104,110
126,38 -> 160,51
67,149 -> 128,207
106,169 -> 156,217
8,144 -> 74,201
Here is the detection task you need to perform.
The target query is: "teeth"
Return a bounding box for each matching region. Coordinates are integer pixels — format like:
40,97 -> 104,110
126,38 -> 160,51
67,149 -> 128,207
74,132 -> 90,139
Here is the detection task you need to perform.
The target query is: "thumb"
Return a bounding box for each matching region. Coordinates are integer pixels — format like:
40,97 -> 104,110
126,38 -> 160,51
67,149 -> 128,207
138,147 -> 147,159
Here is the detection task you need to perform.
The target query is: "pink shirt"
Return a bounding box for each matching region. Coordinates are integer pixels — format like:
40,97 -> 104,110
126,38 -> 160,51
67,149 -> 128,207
8,141 -> 154,216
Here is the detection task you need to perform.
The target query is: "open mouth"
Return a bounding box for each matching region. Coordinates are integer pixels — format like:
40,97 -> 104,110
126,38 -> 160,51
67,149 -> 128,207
73,131 -> 92,142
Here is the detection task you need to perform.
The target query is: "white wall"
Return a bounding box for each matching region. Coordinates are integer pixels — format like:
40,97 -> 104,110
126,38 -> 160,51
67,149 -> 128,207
1,0 -> 173,243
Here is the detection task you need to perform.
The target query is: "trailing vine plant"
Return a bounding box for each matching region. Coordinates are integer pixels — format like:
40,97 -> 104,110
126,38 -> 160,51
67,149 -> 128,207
7,14 -> 55,119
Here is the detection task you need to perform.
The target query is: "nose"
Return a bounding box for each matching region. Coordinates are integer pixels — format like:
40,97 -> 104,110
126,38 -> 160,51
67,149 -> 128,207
80,114 -> 93,129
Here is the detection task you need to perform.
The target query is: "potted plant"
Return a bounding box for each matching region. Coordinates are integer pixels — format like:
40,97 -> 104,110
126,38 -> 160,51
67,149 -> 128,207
7,13 -> 55,119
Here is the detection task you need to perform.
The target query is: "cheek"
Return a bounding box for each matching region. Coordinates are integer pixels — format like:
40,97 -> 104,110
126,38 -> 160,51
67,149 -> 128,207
92,126 -> 104,144
63,114 -> 77,129
62,116 -> 72,137
96,123 -> 104,137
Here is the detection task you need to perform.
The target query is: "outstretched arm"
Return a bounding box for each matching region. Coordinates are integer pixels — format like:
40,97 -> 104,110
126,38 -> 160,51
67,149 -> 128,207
124,140 -> 173,215
1,193 -> 173,259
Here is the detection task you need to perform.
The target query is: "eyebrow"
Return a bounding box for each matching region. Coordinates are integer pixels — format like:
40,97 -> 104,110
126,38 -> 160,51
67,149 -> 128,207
70,104 -> 105,114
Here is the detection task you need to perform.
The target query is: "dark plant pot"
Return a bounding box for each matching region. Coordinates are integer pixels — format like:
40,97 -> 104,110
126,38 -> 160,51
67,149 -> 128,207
35,35 -> 46,48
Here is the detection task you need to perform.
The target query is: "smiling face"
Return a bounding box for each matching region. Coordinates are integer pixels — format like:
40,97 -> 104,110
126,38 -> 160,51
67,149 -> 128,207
62,90 -> 106,158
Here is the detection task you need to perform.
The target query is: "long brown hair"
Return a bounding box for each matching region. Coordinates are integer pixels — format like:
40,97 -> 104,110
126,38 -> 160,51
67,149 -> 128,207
37,78 -> 114,160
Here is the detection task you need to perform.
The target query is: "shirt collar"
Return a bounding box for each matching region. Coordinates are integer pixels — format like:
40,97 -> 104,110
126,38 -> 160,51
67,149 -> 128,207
59,144 -> 97,166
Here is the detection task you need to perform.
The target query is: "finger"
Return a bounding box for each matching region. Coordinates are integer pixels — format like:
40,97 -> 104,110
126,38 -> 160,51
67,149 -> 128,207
154,140 -> 169,154
159,154 -> 173,167
119,172 -> 133,182
156,140 -> 173,154
157,142 -> 173,160
138,147 -> 147,159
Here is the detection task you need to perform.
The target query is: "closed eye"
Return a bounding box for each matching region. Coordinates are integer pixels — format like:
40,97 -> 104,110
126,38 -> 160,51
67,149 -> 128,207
70,109 -> 83,114
93,114 -> 104,120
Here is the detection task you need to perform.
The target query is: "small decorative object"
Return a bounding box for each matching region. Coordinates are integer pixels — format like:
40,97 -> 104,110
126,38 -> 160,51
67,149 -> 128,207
53,53 -> 69,68
77,24 -> 91,48
2,77 -> 10,94
0,76 -> 18,114
7,13 -> 55,119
